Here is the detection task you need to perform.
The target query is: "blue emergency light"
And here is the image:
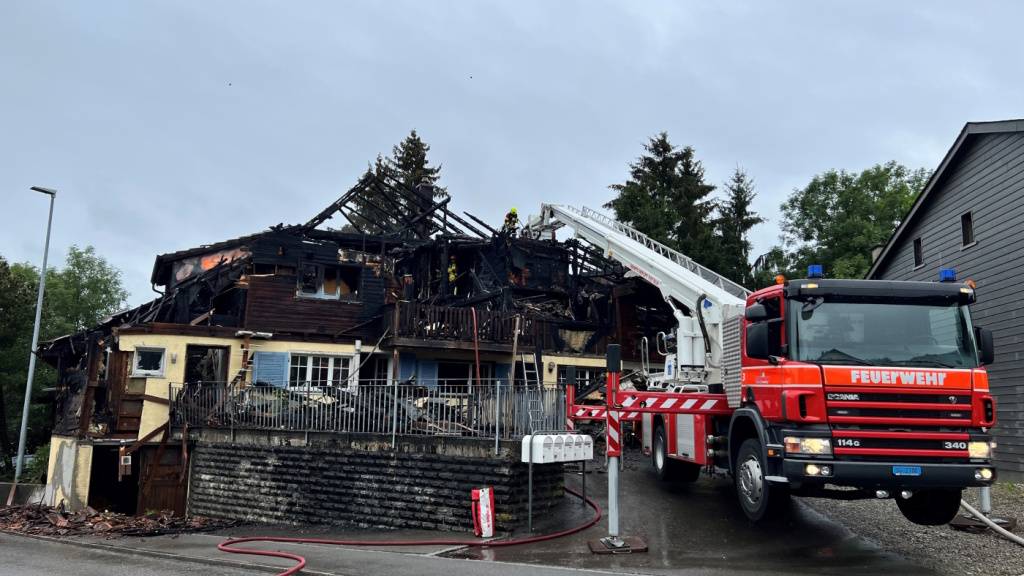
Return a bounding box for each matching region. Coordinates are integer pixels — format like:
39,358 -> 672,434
939,268 -> 957,282
807,264 -> 824,279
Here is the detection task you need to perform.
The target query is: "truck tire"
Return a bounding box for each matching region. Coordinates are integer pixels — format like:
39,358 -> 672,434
653,424 -> 702,483
896,489 -> 962,526
734,437 -> 789,522
653,424 -> 675,481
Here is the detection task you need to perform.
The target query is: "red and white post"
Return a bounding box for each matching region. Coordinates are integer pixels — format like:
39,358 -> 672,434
605,344 -> 622,537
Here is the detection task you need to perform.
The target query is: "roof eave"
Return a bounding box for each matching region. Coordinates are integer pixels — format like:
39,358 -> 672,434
866,119 -> 1024,278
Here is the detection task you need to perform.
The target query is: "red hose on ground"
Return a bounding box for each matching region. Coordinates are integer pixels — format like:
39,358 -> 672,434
217,485 -> 601,576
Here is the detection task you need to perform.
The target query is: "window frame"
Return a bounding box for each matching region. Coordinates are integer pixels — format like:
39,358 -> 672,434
287,353 -> 356,389
295,262 -> 362,301
913,237 -> 924,269
131,347 -> 166,377
960,212 -> 976,249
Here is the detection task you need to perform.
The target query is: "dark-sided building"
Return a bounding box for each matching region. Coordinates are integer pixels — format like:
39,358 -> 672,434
868,119 -> 1024,478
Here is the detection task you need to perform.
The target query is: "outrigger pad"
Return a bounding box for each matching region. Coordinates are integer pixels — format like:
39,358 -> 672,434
949,513 -> 1018,534
588,535 -> 648,554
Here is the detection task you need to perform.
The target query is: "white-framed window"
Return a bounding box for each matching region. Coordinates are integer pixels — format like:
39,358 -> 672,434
296,263 -> 361,300
288,354 -> 355,388
132,347 -> 166,377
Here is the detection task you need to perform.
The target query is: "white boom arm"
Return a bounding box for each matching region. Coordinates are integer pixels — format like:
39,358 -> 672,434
525,205 -> 749,385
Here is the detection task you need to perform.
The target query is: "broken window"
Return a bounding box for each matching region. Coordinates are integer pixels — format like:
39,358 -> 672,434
436,362 -> 493,394
132,348 -> 165,377
289,354 -> 354,388
557,366 -> 601,393
296,263 -> 361,300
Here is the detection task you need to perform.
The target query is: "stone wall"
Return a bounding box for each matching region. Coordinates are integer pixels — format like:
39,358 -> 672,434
186,431 -> 563,531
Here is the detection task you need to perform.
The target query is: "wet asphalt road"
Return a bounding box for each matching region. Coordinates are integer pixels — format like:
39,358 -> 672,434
0,448 -> 937,576
0,533 -> 258,576
450,450 -> 936,576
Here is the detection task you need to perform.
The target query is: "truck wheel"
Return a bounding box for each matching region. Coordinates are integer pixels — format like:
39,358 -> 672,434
896,489 -> 962,526
653,425 -> 676,481
734,438 -> 789,522
653,424 -> 702,483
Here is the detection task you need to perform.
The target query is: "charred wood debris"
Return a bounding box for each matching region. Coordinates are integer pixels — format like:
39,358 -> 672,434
0,503 -> 237,537
39,172 -> 675,437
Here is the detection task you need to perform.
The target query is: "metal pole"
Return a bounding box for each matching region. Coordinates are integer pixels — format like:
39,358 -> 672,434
391,380 -> 399,449
15,188 -> 55,481
980,486 -> 992,515
581,458 -> 586,507
528,441 -> 533,532
495,380 -> 501,455
606,345 -> 621,538
608,455 -> 619,536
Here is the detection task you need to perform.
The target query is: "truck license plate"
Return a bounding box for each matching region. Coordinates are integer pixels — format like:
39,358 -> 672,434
892,465 -> 922,476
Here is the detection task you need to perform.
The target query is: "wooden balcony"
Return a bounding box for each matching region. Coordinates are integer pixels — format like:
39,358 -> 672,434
385,302 -> 536,351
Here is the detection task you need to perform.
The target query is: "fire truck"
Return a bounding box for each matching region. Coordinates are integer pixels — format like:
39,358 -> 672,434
526,205 -> 997,526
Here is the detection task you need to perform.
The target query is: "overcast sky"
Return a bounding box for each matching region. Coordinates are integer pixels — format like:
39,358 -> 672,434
3,1 -> 1022,306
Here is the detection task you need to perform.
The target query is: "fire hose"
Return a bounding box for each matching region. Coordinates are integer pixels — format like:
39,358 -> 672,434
960,499 -> 1024,547
216,485 -> 602,576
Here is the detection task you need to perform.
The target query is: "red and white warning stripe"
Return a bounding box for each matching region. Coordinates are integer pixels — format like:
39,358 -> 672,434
606,409 -> 621,457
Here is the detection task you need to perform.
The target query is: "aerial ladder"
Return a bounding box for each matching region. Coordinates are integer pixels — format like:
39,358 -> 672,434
525,204 -> 753,546
524,204 -> 749,395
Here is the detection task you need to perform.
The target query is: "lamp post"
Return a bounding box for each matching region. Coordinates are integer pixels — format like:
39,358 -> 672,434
14,186 -> 56,482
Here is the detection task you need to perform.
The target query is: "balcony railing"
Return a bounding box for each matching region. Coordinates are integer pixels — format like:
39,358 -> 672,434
170,379 -> 566,441
386,302 -> 536,347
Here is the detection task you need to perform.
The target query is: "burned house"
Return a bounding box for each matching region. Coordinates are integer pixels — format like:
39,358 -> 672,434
39,172 -> 674,523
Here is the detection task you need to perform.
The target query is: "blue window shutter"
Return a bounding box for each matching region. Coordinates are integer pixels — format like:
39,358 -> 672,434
253,352 -> 289,387
398,353 -> 417,382
418,360 -> 438,388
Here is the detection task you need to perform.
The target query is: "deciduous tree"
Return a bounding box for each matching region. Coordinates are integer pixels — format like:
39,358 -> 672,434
780,161 -> 929,278
0,246 -> 127,478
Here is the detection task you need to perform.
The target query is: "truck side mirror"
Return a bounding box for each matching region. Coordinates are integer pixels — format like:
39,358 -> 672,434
746,322 -> 770,360
975,327 -> 995,365
745,303 -> 768,322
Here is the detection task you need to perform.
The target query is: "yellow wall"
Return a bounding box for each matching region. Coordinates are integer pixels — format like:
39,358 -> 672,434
44,435 -> 91,510
540,354 -> 606,388
118,333 -> 358,439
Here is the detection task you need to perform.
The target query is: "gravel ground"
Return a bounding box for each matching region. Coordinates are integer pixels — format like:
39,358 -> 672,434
804,482 -> 1024,576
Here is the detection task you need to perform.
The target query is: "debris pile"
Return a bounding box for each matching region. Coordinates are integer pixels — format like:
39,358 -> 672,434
0,505 -> 237,537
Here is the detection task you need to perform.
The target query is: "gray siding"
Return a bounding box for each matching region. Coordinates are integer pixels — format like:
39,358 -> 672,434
872,131 -> 1024,474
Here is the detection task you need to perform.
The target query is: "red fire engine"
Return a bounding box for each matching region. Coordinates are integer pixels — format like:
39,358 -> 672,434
528,205 -> 996,525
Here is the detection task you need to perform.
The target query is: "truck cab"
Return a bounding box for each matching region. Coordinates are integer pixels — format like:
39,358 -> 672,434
734,275 -> 996,525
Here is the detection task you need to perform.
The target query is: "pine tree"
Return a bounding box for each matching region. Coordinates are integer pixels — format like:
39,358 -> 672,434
390,129 -> 447,199
716,168 -> 766,286
605,133 -> 719,269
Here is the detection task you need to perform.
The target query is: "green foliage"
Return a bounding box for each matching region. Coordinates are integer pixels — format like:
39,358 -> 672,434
343,130 -> 446,234
716,168 -> 766,286
779,161 -> 929,278
749,246 -> 792,290
604,133 -> 720,271
24,441 -> 49,483
390,129 -> 446,198
0,246 -> 127,478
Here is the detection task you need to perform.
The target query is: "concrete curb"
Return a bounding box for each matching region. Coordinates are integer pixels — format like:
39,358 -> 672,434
0,529 -> 335,575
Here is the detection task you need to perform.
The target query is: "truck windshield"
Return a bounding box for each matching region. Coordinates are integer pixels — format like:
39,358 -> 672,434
790,300 -> 978,369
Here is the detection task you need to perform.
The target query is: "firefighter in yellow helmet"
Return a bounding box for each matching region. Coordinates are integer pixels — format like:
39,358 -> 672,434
447,255 -> 458,295
503,207 -> 519,235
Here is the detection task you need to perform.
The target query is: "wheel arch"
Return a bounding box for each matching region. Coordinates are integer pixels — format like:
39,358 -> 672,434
728,407 -> 769,474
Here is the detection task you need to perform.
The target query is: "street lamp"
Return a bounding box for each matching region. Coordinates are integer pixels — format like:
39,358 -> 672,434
14,186 -> 56,482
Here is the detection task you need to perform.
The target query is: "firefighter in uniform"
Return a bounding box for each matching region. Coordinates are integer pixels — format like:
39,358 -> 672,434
503,208 -> 519,235
447,256 -> 458,295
